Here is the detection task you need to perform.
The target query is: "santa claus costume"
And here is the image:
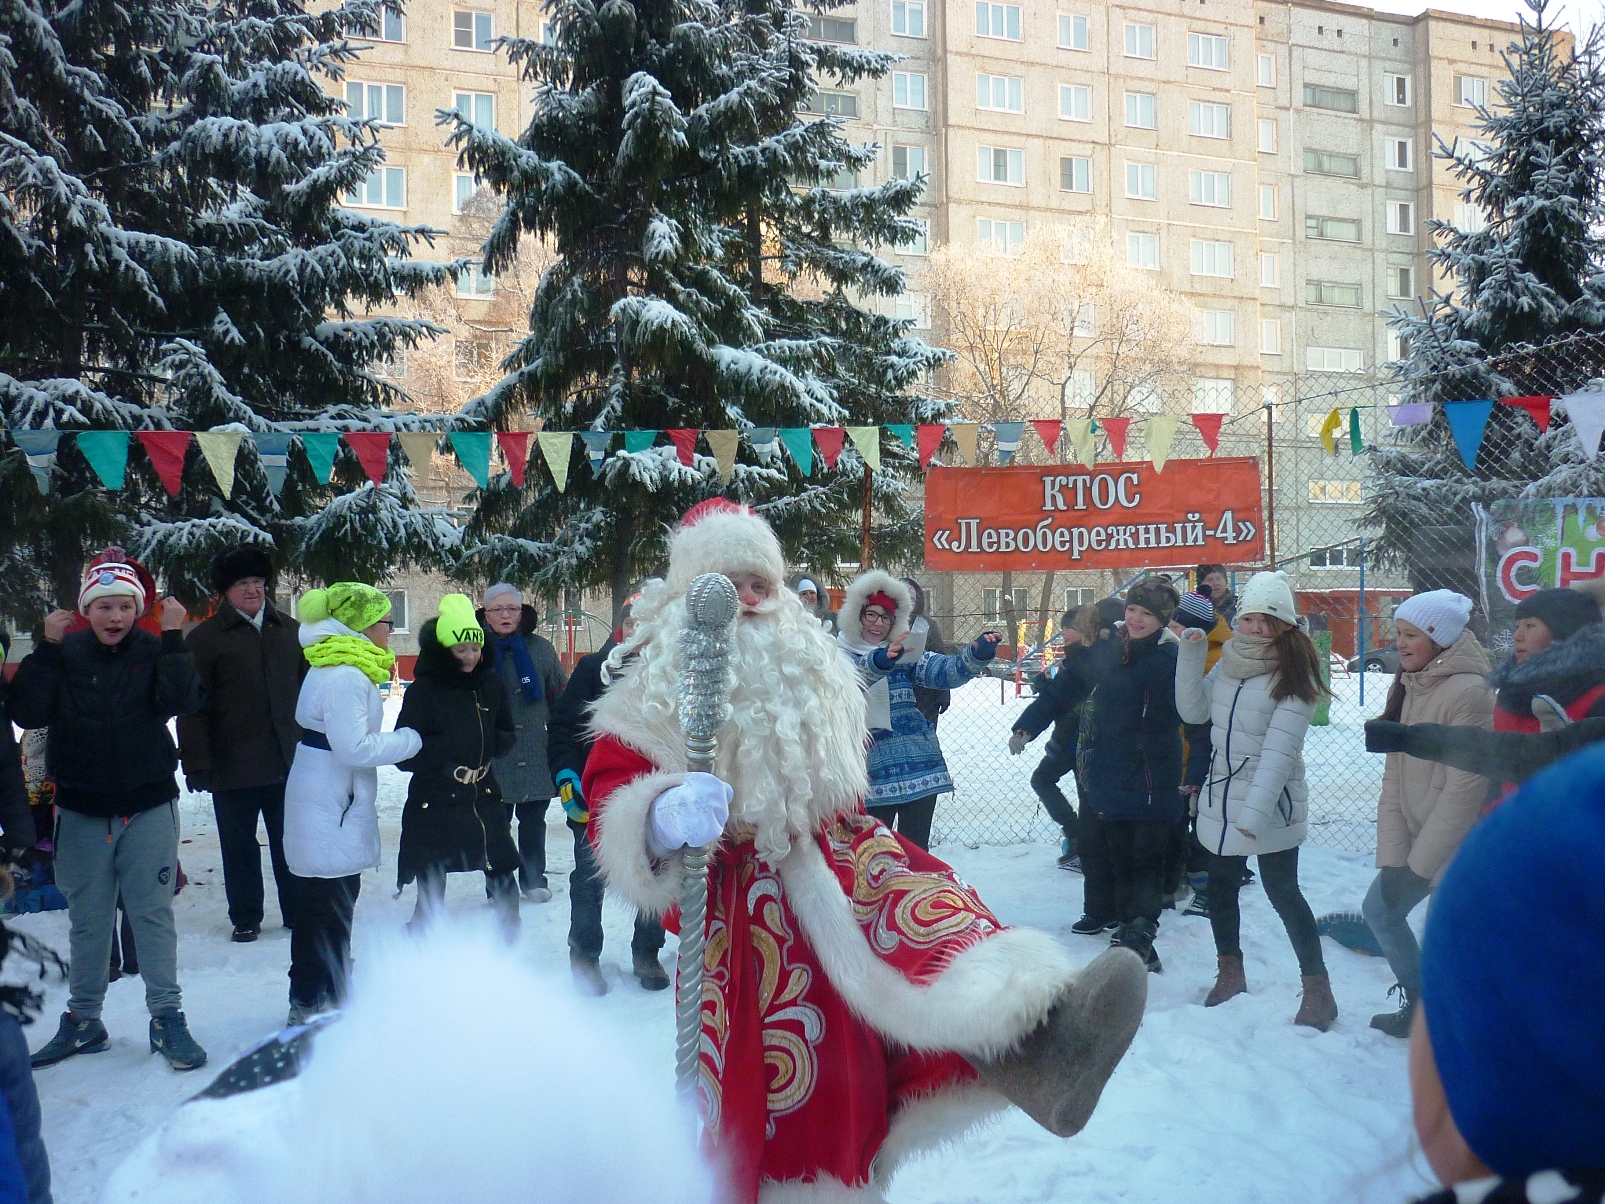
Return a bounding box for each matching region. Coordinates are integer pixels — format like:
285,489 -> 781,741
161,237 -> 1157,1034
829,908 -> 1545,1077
584,501 -> 1148,1203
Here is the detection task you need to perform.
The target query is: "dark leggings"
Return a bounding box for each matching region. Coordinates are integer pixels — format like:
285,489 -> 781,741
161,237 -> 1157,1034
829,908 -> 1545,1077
1207,846 -> 1327,977
866,795 -> 938,851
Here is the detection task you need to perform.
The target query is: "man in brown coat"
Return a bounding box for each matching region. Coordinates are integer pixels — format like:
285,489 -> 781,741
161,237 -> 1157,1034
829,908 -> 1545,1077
177,547 -> 306,941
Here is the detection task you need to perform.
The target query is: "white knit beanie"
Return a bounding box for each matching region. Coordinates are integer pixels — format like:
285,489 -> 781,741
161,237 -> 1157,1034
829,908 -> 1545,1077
1236,571 -> 1297,625
1395,589 -> 1474,647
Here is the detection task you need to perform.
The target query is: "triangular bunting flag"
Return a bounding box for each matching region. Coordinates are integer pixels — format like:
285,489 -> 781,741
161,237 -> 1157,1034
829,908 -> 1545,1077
195,430 -> 244,499
300,432 -> 339,484
666,429 -> 701,467
1501,395 -> 1552,434
814,427 -> 846,470
10,430 -> 61,495
624,430 -> 658,454
778,428 -> 814,475
1030,420 -> 1061,458
993,421 -> 1025,465
449,431 -> 492,488
706,430 -> 739,483
1066,418 -> 1094,467
1099,417 -> 1130,461
1318,408 -> 1343,456
1145,416 -> 1180,472
579,430 -> 612,476
1190,413 -> 1225,455
950,422 -> 979,466
1443,400 -> 1495,469
497,431 -> 532,488
76,431 -> 129,490
134,431 -> 190,495
916,424 -> 946,468
1560,391 -> 1605,460
748,426 -> 778,449
886,424 -> 914,451
1349,408 -> 1363,457
538,431 -> 573,492
397,432 -> 439,477
345,431 -> 392,487
251,432 -> 293,498
1388,402 -> 1432,427
846,426 -> 880,471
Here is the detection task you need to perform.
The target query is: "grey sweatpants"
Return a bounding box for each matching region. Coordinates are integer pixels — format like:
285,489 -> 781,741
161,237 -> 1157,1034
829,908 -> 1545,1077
55,803 -> 182,1020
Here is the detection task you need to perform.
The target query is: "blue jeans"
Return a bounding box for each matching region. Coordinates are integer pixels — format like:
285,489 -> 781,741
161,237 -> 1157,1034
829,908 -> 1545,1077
1361,867 -> 1433,992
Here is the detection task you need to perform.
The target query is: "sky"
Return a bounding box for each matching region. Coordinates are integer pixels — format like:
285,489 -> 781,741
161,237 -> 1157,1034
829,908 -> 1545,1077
1366,0 -> 1600,35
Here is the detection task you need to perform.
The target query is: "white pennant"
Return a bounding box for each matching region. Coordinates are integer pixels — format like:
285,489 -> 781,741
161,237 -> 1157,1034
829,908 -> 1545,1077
1560,390 -> 1605,460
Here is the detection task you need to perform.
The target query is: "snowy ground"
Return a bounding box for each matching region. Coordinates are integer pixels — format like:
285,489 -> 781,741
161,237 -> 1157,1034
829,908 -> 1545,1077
10,697 -> 1439,1204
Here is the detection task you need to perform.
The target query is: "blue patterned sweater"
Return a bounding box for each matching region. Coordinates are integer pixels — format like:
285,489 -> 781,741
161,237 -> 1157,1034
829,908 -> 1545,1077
844,644 -> 989,805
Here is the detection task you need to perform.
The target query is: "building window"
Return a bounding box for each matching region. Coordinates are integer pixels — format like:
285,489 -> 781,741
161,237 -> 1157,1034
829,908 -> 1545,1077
978,146 -> 1025,185
1258,183 -> 1278,220
1261,318 -> 1282,354
376,9 -> 404,41
1065,586 -> 1097,609
1384,73 -> 1411,105
1125,161 -> 1156,200
454,336 -> 496,378
1389,265 -> 1415,297
1306,346 -> 1365,373
456,262 -> 494,298
1189,101 -> 1230,138
893,72 -> 927,109
978,74 -> 1024,113
1124,91 -> 1156,129
1060,84 -> 1092,122
346,81 -> 405,125
1258,118 -> 1277,153
1304,83 -> 1359,112
983,587 -> 1031,626
1306,214 -> 1361,242
1453,202 -> 1487,233
803,90 -> 859,117
1124,22 -> 1155,59
1308,479 -> 1364,503
1256,51 -> 1275,87
1198,308 -> 1235,345
977,218 -> 1026,252
1260,251 -> 1280,287
900,218 -> 929,255
1194,378 -> 1235,412
1190,170 -> 1231,207
1188,32 -> 1228,70
1060,155 -> 1091,192
1129,382 -> 1162,412
383,591 -> 410,632
976,2 -> 1021,40
1072,302 -> 1096,336
453,90 -> 494,129
1306,280 -> 1363,307
1387,138 -> 1413,170
1304,148 -> 1359,177
345,165 -> 406,209
805,15 -> 856,42
892,1 -> 926,37
1059,14 -> 1088,49
453,173 -> 477,213
892,144 -> 926,179
895,292 -> 931,328
1455,75 -> 1488,107
540,19 -> 557,44
1190,239 -> 1233,277
1066,367 -> 1095,407
452,9 -> 494,51
1127,231 -> 1159,269
826,167 -> 859,191
1387,201 -> 1415,235
1309,545 -> 1363,567
1388,330 -> 1410,361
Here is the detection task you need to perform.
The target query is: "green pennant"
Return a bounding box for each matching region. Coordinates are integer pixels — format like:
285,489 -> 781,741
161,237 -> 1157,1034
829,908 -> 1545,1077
624,430 -> 658,453
75,431 -> 129,489
1349,408 -> 1363,456
449,431 -> 493,487
778,427 -> 813,475
300,431 -> 340,484
886,424 -> 914,450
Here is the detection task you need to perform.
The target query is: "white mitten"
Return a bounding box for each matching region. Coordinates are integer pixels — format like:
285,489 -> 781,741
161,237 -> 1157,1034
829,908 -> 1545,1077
647,772 -> 733,856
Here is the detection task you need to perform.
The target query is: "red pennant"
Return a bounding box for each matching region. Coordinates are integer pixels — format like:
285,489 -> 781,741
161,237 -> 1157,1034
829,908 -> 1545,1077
917,423 -> 946,468
813,426 -> 846,470
1030,420 -> 1062,457
135,432 -> 191,495
1500,395 -> 1552,434
497,431 -> 532,487
666,428 -> 701,467
1099,417 -> 1130,460
344,431 -> 391,486
1191,412 -> 1226,454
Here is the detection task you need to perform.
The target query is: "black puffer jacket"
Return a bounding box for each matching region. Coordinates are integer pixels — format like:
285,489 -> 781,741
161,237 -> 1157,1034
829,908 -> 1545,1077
546,634 -> 617,785
6,627 -> 204,818
395,621 -> 517,887
1488,621 -> 1605,721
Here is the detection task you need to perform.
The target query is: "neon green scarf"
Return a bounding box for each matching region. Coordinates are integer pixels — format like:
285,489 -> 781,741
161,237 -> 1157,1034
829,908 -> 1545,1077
305,635 -> 396,685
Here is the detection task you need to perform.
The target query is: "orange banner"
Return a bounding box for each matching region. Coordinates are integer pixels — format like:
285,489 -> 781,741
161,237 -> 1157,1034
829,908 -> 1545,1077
924,458 -> 1264,571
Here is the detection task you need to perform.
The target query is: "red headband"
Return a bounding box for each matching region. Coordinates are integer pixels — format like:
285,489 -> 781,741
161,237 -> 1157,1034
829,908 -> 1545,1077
863,591 -> 897,615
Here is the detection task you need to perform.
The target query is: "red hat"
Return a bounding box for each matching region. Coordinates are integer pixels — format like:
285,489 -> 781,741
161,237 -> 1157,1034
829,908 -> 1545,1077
78,547 -> 149,615
863,591 -> 897,614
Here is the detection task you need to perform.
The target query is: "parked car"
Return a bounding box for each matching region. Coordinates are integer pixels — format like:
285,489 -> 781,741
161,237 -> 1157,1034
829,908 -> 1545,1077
1346,647 -> 1399,674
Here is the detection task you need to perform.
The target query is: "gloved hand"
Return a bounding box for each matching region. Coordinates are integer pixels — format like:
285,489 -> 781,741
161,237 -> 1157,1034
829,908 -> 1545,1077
1531,694 -> 1572,733
556,768 -> 588,824
970,632 -> 1002,661
1008,730 -> 1028,756
1364,720 -> 1408,754
648,772 -> 733,856
184,772 -> 212,794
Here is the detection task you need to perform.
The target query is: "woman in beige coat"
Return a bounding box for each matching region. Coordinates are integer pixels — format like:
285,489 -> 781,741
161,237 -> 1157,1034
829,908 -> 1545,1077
1363,590 -> 1493,1038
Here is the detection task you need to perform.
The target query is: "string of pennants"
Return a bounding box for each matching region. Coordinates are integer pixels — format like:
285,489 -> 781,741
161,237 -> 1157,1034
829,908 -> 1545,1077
0,414 -> 1242,498
1319,393 -> 1605,467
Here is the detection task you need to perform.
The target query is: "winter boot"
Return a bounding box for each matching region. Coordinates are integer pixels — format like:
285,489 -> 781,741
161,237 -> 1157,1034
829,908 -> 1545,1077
1294,974 -> 1338,1031
570,952 -> 608,998
1071,914 -> 1119,936
286,999 -> 332,1028
1056,836 -> 1079,869
1181,871 -> 1211,918
30,1011 -> 110,1069
970,947 -> 1148,1137
150,1011 -> 208,1071
1110,918 -> 1162,973
1369,984 -> 1416,1038
1204,955 -> 1247,1006
632,949 -> 670,991
231,924 -> 261,943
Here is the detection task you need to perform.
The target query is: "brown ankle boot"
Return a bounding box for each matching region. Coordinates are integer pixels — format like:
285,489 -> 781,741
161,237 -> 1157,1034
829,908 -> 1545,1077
1204,955 -> 1247,1006
1294,974 -> 1338,1031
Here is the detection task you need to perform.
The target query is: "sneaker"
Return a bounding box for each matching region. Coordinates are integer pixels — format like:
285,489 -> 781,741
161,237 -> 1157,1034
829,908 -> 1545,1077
523,886 -> 553,904
231,924 -> 261,943
1058,855 -> 1083,874
632,950 -> 670,991
570,953 -> 608,997
1109,919 -> 1163,974
30,1011 -> 110,1069
287,1000 -> 333,1028
150,1011 -> 208,1071
1071,914 -> 1119,936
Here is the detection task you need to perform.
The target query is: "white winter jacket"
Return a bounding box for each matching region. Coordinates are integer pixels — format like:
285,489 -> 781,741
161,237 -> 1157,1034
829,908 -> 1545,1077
1174,634 -> 1314,857
283,619 -> 422,879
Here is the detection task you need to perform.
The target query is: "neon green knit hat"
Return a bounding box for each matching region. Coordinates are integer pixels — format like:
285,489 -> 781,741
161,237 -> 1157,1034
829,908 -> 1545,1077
298,582 -> 392,632
436,593 -> 485,647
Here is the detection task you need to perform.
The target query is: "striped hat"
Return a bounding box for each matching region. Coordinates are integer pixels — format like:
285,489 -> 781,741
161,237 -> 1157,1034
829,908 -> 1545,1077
1174,591 -> 1217,631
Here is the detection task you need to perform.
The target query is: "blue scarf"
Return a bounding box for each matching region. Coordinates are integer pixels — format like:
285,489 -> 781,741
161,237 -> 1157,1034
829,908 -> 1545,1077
492,633 -> 542,703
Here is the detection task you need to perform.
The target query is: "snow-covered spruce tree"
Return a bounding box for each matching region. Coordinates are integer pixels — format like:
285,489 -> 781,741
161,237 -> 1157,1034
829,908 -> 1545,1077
445,0 -> 948,615
1370,0 -> 1605,582
0,0 -> 459,620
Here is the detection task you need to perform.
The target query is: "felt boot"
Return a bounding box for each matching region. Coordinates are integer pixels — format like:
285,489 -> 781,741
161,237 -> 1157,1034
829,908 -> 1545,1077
1204,955 -> 1247,1006
1294,974 -> 1338,1031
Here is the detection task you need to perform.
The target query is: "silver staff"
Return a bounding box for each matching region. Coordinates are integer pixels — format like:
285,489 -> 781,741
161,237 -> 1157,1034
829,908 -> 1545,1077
674,572 -> 738,1116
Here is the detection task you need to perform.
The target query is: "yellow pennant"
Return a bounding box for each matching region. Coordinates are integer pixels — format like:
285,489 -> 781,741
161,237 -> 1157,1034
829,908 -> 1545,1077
397,432 -> 438,472
1319,408 -> 1343,456
1145,416 -> 1181,472
1065,418 -> 1095,467
846,426 -> 880,471
195,430 -> 244,498
706,430 -> 738,483
949,422 -> 979,466
539,431 -> 573,492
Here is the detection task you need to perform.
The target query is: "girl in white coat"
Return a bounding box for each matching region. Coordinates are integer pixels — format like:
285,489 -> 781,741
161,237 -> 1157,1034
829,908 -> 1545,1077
1174,571 -> 1336,1030
283,583 -> 421,1025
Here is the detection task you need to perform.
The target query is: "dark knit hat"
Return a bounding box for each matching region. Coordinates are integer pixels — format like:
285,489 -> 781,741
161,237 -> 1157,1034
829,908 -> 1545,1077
1125,578 -> 1180,625
210,545 -> 275,595
1095,597 -> 1126,631
1174,591 -> 1217,631
1514,587 -> 1602,643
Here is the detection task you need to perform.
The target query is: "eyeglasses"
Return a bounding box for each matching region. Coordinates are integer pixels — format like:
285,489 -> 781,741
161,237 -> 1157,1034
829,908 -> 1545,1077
484,606 -> 522,616
376,619 -> 395,630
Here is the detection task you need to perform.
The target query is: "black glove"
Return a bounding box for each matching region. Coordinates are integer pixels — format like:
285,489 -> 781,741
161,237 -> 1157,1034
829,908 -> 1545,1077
1364,720 -> 1408,755
184,772 -> 213,794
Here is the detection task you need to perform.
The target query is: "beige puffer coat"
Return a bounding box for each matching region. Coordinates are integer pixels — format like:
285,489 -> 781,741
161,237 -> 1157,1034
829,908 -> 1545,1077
1376,630 -> 1494,882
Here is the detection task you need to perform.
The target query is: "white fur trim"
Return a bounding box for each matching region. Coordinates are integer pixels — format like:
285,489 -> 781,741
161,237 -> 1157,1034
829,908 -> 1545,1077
774,840 -> 1077,1059
592,769 -> 686,916
759,1178 -> 884,1203
839,572 -> 913,644
872,1084 -> 1009,1182
666,507 -> 786,593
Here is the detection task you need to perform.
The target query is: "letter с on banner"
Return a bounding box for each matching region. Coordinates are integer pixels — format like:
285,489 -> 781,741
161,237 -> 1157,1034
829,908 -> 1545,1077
924,457 -> 1265,570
